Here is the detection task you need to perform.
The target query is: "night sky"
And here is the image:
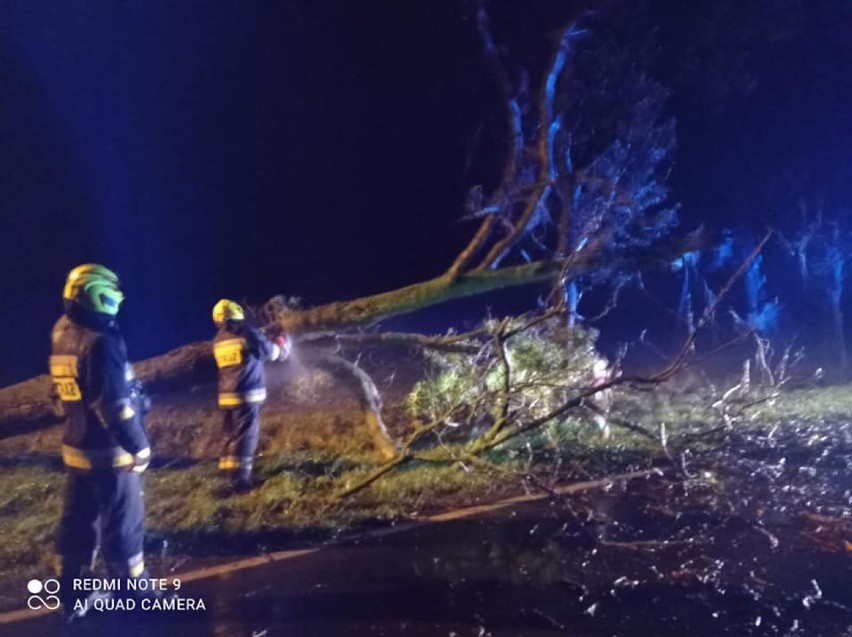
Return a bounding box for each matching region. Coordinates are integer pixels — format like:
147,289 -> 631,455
1,0 -> 851,386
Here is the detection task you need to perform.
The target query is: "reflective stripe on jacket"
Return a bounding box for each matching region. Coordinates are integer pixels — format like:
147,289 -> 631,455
218,388 -> 268,407
50,304 -> 150,472
62,444 -> 135,471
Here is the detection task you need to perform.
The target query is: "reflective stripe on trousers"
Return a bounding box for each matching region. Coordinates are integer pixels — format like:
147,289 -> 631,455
57,471 -> 146,584
218,456 -> 253,470
126,551 -> 146,578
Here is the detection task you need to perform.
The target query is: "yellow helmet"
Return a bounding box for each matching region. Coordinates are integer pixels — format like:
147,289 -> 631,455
63,264 -> 124,316
212,299 -> 245,324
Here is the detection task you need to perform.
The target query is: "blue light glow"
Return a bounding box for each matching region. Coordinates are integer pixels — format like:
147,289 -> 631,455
745,254 -> 780,333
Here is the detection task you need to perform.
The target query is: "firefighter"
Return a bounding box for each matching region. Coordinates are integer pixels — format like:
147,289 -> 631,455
212,299 -> 290,492
50,264 -> 152,621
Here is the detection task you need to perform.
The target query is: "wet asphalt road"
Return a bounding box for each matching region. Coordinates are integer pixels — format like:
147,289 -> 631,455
2,507 -> 580,637
1,496 -> 627,637
4,478 -> 851,637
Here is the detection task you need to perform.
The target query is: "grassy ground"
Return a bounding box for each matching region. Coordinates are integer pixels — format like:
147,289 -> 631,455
0,377 -> 849,612
0,462 -> 64,577
0,451 -> 524,601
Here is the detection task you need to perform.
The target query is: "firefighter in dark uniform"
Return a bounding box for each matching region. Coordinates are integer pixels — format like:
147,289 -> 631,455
50,264 -> 152,619
212,299 -> 290,491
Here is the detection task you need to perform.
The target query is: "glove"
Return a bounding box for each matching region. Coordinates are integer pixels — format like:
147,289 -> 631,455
273,334 -> 292,361
132,447 -> 151,474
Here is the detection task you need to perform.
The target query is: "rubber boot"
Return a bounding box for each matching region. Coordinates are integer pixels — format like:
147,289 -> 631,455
233,461 -> 253,493
59,552 -> 101,625
111,564 -> 162,603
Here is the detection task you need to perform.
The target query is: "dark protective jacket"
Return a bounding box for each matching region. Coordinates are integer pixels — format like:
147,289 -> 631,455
50,303 -> 150,472
214,321 -> 276,407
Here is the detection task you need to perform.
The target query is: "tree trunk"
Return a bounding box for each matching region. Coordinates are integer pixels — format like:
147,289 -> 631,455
0,261 -> 561,433
275,261 -> 559,333
0,375 -> 59,437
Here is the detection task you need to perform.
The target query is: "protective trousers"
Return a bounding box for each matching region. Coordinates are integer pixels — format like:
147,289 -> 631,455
219,403 -> 261,482
56,469 -> 147,608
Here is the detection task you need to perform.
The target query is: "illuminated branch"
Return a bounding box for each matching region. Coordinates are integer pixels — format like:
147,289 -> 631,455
481,319 -> 512,443
641,230 -> 773,384
473,0 -> 524,185
446,215 -> 497,279
303,351 -> 396,459
475,185 -> 549,271
298,329 -> 487,354
445,1 -> 527,280
473,27 -> 570,271
333,404 -> 465,500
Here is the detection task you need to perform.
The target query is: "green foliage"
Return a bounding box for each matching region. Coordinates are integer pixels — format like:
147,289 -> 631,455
406,317 -> 603,436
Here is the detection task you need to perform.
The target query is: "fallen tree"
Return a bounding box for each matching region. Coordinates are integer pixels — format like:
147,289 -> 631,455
0,2 -> 687,439
332,231 -> 771,498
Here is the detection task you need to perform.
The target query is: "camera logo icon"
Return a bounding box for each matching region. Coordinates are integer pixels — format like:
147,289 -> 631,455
27,579 -> 60,610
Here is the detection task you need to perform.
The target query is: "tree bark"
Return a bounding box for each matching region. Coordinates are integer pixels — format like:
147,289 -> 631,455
0,375 -> 59,437
0,261 -> 561,433
275,261 -> 560,333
